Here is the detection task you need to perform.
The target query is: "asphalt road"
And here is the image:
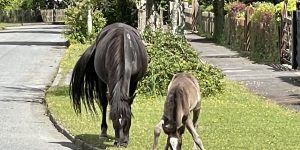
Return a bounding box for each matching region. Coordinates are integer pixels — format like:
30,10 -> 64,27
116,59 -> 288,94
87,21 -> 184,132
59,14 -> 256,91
186,33 -> 300,110
0,24 -> 77,150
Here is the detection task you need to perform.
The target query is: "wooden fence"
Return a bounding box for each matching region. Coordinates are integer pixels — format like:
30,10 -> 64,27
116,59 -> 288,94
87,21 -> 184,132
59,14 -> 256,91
182,4 -> 214,35
0,10 -> 37,23
183,5 -> 281,63
0,9 -> 65,23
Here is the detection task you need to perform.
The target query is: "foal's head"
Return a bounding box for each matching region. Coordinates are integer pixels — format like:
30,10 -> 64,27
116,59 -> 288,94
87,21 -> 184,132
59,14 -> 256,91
162,89 -> 188,150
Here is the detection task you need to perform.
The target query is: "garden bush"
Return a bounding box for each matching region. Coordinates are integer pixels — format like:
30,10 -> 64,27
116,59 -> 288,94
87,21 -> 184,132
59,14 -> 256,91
275,0 -> 296,14
64,0 -> 106,43
138,29 -> 224,97
249,2 -> 279,63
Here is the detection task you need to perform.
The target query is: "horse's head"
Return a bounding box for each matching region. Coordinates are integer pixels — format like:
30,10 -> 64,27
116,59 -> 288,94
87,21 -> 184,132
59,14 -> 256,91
110,95 -> 135,147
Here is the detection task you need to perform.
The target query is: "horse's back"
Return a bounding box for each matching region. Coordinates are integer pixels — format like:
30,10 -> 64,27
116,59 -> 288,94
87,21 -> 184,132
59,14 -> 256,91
93,23 -> 148,83
168,73 -> 201,110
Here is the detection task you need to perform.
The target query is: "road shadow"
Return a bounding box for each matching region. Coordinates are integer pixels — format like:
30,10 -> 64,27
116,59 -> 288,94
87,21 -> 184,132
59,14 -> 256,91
0,41 -> 67,46
75,134 -> 115,149
4,25 -> 65,30
277,76 -> 300,87
0,85 -> 44,103
49,142 -> 80,150
187,37 -> 214,43
0,30 -> 62,34
267,64 -> 293,72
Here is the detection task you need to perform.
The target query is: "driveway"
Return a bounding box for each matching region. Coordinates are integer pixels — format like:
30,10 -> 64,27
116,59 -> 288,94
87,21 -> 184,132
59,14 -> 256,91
0,24 -> 77,150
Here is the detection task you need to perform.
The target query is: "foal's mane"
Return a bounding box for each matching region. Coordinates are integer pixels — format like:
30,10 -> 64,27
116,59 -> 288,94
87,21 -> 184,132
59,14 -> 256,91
163,85 -> 184,133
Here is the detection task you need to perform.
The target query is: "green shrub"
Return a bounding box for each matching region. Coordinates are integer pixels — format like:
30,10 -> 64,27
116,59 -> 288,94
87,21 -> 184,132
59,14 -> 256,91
275,0 -> 296,14
138,29 -> 224,97
226,2 -> 246,18
248,2 -> 279,64
64,0 -> 106,43
252,2 -> 275,25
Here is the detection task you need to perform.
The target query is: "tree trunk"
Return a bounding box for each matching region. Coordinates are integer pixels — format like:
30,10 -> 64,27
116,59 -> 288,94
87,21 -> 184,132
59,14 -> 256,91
146,0 -> 156,29
171,0 -> 179,34
213,0 -> 225,42
137,0 -> 147,32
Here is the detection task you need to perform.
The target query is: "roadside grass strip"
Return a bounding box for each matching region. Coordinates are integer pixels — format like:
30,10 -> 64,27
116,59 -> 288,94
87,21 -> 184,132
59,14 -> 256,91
45,80 -> 300,149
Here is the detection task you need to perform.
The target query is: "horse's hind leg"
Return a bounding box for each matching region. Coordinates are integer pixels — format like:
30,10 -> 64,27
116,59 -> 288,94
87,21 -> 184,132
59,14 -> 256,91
98,80 -> 108,139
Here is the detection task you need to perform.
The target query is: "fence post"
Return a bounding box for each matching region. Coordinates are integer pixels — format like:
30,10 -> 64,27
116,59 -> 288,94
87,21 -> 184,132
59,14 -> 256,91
244,6 -> 254,51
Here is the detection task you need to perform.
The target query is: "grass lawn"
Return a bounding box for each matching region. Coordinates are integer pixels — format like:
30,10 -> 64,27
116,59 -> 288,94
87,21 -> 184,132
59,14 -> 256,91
0,23 -> 22,29
57,43 -> 89,84
45,80 -> 300,150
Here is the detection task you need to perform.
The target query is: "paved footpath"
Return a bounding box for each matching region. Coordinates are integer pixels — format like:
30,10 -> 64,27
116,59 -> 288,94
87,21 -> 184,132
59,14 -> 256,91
186,33 -> 300,110
0,24 -> 77,150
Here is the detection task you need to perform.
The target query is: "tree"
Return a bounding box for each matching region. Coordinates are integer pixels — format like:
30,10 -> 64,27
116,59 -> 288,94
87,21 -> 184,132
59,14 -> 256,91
213,0 -> 225,42
0,0 -> 11,10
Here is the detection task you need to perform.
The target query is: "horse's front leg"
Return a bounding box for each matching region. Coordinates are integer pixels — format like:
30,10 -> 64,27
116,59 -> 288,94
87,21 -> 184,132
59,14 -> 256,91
186,118 -> 204,150
152,120 -> 164,150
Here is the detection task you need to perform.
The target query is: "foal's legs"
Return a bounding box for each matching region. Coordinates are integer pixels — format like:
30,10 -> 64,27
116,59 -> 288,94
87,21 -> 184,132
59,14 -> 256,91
186,116 -> 204,150
98,81 -> 108,139
192,109 -> 201,150
152,120 -> 164,150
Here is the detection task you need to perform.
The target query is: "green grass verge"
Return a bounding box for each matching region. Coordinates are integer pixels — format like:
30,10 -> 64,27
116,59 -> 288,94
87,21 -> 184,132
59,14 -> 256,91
45,80 -> 300,149
0,23 -> 22,30
58,43 -> 89,83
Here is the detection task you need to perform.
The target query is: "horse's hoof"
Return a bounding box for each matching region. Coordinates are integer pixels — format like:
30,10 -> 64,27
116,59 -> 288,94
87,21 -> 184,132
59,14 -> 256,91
114,141 -> 119,146
99,134 -> 108,140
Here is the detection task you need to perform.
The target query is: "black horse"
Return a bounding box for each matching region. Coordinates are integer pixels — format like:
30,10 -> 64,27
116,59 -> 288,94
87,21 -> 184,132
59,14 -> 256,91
69,23 -> 148,147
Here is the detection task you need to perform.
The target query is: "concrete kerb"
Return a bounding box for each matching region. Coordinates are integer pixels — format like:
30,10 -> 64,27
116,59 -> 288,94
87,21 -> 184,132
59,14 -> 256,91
41,41 -> 103,150
44,63 -> 104,150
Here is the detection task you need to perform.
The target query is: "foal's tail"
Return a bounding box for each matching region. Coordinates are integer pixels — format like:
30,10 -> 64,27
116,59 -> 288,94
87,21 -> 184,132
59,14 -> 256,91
69,44 -> 100,113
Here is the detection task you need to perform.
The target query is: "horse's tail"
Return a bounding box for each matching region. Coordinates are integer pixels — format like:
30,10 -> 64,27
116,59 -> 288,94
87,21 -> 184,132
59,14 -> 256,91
69,44 -> 100,114
109,30 -> 135,120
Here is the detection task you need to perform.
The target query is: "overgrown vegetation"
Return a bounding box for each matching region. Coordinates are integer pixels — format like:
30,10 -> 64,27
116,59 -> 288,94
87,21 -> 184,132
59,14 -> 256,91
59,43 -> 89,77
64,0 -> 106,43
45,80 -> 300,149
139,29 -> 224,97
247,2 -> 279,63
200,1 -> 282,64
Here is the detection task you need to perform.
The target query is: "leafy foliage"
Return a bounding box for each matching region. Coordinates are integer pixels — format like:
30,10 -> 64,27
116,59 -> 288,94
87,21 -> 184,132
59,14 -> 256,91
64,0 -> 106,43
226,2 -> 246,18
98,0 -> 138,27
139,29 -> 224,97
251,2 -> 275,25
275,0 -> 296,14
0,0 -> 22,10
